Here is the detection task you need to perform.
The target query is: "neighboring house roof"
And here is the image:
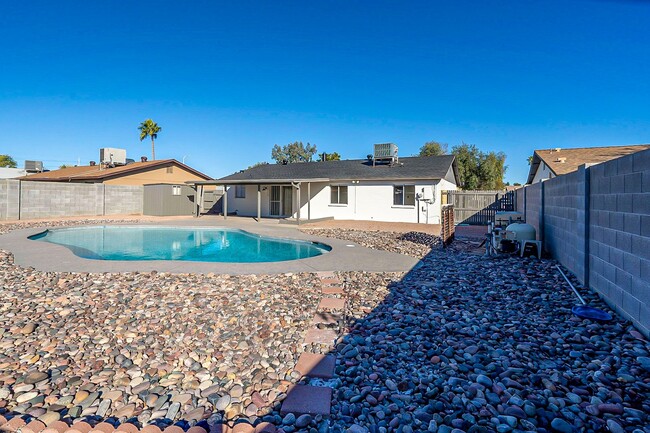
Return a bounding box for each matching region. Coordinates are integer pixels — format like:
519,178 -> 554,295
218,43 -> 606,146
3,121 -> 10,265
209,155 -> 459,185
19,159 -> 212,182
527,144 -> 650,184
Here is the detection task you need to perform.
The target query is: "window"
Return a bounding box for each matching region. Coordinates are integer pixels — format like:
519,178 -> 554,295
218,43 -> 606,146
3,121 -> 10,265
166,166 -> 174,174
393,185 -> 415,206
235,185 -> 246,198
172,185 -> 182,196
330,185 -> 348,205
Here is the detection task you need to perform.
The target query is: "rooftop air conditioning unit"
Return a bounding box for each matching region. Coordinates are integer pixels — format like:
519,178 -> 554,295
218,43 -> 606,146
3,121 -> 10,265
25,160 -> 44,172
100,148 -> 127,166
373,143 -> 398,166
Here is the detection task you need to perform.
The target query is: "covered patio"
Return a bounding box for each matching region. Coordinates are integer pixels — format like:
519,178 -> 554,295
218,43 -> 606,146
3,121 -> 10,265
189,178 -> 329,223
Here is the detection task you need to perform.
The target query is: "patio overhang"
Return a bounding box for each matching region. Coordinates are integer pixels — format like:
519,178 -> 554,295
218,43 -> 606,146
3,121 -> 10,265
189,178 -> 329,185
187,178 -> 330,222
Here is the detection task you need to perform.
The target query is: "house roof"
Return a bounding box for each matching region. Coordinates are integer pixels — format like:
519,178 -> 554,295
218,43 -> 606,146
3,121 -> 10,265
198,155 -> 459,185
527,144 -> 650,184
20,159 -> 212,182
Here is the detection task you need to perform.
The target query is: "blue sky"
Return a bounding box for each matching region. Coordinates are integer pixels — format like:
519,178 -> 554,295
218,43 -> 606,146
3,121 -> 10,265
1,0 -> 648,183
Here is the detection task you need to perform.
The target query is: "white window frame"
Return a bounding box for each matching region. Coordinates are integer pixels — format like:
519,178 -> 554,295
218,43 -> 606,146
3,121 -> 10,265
330,185 -> 348,205
235,185 -> 246,198
172,185 -> 182,196
393,185 -> 415,207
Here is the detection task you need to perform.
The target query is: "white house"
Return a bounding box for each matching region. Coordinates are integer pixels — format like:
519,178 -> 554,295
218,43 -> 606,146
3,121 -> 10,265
193,155 -> 459,224
0,168 -> 27,179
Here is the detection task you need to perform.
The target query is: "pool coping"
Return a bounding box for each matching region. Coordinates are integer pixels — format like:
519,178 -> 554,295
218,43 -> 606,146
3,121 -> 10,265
0,219 -> 420,274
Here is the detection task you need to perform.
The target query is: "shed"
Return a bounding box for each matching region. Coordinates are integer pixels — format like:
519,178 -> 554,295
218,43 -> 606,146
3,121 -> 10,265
143,184 -> 196,216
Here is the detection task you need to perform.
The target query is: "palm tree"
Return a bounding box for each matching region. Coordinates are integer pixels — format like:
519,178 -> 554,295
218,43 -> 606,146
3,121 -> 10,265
138,119 -> 161,160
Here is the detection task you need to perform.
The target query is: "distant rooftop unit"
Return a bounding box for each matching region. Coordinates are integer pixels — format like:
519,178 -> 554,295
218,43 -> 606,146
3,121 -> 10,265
24,160 -> 44,173
373,143 -> 398,166
100,148 -> 127,166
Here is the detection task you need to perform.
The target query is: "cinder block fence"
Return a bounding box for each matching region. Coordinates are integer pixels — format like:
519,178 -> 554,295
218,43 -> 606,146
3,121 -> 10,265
0,180 -> 143,220
516,148 -> 650,336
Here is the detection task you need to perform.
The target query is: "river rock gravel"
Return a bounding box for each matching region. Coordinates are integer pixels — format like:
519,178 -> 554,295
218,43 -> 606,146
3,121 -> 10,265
0,220 -> 324,429
300,229 -> 440,258
1,220 -> 649,433
329,240 -> 650,433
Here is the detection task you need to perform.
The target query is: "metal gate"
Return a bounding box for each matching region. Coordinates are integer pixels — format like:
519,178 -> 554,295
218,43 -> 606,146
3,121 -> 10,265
443,190 -> 516,225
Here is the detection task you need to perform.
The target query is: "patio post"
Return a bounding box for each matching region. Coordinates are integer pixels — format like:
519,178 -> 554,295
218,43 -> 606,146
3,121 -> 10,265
223,186 -> 228,220
193,185 -> 199,217
307,182 -> 311,221
199,185 -> 205,216
296,182 -> 301,224
257,184 -> 261,222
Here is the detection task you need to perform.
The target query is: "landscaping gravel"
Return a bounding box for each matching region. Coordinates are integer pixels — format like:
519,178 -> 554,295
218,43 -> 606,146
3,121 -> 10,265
300,229 -> 440,259
0,220 -> 324,429
0,220 -> 648,433
328,242 -> 650,433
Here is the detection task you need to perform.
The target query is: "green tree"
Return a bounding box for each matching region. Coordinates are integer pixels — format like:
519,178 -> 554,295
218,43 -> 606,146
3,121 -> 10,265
247,161 -> 269,169
323,152 -> 341,161
271,141 -> 317,163
479,150 -> 507,190
418,141 -> 448,156
59,164 -> 69,169
0,155 -> 17,168
527,155 -> 533,165
451,142 -> 507,190
138,119 -> 161,161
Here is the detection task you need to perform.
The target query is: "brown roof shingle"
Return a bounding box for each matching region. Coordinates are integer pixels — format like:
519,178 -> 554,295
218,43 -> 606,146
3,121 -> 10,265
20,160 -> 212,182
527,144 -> 650,183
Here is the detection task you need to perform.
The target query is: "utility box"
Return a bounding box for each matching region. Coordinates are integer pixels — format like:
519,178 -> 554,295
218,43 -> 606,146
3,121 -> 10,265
373,143 -> 398,165
143,184 -> 196,216
25,161 -> 44,172
100,148 -> 127,165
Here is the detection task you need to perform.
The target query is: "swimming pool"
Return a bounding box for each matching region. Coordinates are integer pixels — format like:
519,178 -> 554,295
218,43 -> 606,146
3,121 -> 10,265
29,226 -> 331,263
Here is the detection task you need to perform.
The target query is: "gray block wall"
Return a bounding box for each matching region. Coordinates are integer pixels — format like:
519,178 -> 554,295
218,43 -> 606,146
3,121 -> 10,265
542,168 -> 587,283
515,187 -> 525,214
20,181 -> 104,219
588,150 -> 650,335
0,180 -> 143,221
520,148 -> 650,336
0,181 -> 6,220
524,182 -> 542,239
105,185 -> 144,215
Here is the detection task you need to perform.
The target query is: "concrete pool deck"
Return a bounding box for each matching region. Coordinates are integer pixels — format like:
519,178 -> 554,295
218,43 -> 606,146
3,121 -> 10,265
0,216 -> 420,274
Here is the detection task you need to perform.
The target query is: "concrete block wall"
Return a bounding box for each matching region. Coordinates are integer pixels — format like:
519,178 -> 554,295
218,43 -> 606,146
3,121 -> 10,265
542,168 -> 587,283
0,181 -> 7,220
20,181 -> 104,219
519,148 -> 650,336
523,182 -> 542,239
0,180 -> 20,220
105,185 -> 144,215
0,180 -> 144,221
515,187 -> 525,214
588,149 -> 650,335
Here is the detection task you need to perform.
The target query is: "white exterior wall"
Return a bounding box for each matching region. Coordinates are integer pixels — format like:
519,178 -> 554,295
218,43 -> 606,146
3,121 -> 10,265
226,179 -> 457,224
531,162 -> 554,183
0,168 -> 27,179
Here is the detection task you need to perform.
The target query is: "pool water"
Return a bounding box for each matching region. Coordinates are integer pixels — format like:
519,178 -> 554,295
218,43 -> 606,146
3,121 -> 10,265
30,226 -> 331,262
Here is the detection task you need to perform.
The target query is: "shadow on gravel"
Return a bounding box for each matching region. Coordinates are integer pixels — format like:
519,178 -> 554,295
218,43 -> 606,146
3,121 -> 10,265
299,240 -> 650,433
